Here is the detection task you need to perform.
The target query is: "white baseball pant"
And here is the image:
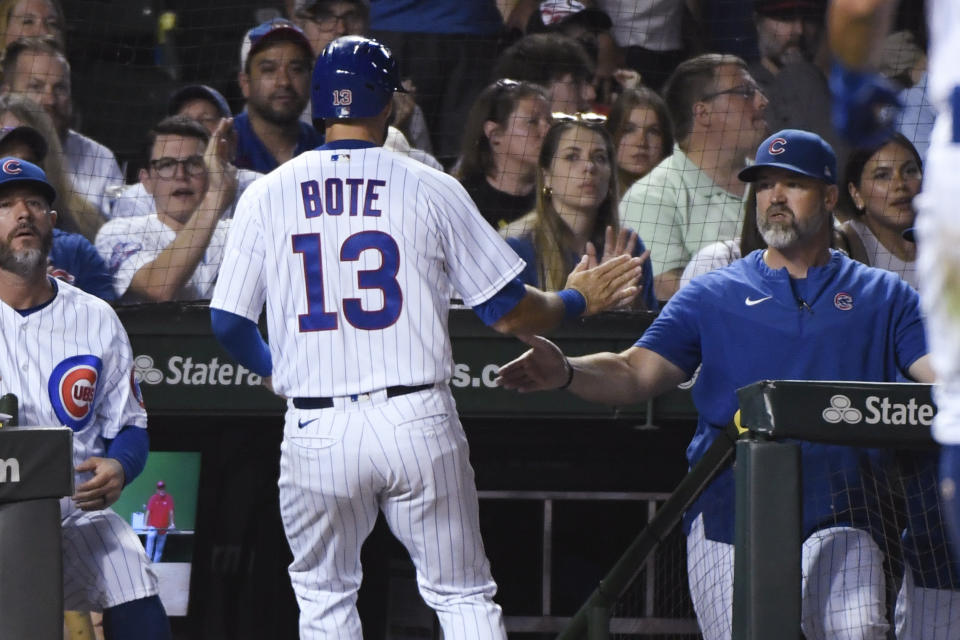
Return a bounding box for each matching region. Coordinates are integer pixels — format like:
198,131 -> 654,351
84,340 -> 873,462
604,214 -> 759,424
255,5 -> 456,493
278,384 -> 506,640
686,514 -> 889,639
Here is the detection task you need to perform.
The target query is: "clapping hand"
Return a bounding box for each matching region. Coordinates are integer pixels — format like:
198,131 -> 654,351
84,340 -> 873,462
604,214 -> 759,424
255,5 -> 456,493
583,226 -> 650,309
564,253 -> 644,315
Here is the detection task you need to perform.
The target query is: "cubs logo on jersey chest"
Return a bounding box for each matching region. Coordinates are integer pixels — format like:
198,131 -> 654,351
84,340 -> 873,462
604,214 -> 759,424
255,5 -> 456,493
48,354 -> 103,431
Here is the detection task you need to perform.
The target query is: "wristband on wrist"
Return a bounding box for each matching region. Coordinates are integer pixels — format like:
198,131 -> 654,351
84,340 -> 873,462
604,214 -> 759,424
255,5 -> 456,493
558,357 -> 575,390
557,288 -> 587,320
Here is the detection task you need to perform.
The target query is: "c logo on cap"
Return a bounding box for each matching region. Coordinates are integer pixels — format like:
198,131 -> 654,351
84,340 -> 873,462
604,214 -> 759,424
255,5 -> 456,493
768,138 -> 788,155
2,159 -> 22,175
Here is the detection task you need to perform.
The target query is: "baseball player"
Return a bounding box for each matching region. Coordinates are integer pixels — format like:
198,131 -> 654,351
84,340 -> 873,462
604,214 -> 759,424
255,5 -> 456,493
0,158 -> 170,639
830,2 -> 960,636
145,480 -> 176,562
497,129 -> 935,640
209,35 -> 644,639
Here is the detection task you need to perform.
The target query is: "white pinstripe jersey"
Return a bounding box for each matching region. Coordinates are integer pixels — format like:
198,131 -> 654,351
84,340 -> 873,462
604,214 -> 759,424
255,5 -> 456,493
0,279 -> 147,498
211,143 -> 525,398
927,0 -> 960,110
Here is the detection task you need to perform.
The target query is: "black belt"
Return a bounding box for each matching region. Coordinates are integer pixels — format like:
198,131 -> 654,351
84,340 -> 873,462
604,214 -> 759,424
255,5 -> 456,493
292,383 -> 434,410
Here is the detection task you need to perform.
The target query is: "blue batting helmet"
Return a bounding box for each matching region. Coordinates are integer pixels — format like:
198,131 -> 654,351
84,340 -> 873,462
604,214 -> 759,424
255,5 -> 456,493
311,35 -> 405,121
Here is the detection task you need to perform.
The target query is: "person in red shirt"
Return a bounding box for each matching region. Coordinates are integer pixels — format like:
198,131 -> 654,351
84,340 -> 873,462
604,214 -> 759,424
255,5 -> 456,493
144,481 -> 175,562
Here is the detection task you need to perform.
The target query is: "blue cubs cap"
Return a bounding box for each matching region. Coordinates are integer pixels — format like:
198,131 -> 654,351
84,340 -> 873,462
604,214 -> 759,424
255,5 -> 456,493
240,19 -> 312,71
738,129 -> 837,184
167,84 -> 231,119
0,156 -> 56,204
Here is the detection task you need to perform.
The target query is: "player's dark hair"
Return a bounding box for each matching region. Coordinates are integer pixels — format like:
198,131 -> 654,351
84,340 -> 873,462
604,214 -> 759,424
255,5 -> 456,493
456,79 -> 548,181
661,53 -> 748,143
605,86 -> 674,196
841,132 -> 922,217
492,33 -> 594,87
529,119 -> 620,291
0,35 -> 66,80
145,115 -> 210,162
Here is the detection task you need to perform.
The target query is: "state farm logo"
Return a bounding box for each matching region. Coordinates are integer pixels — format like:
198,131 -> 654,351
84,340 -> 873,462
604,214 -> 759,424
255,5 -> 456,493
134,354 -> 261,387
822,393 -> 934,426
822,395 -> 862,423
133,355 -> 163,385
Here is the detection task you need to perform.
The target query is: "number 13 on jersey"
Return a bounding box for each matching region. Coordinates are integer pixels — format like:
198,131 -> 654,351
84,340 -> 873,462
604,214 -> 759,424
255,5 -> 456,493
292,230 -> 403,332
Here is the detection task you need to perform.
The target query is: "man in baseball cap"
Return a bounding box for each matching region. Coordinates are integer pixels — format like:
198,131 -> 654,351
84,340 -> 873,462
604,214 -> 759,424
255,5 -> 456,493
167,85 -> 232,129
0,155 -> 56,204
145,480 -> 175,563
239,18 -> 313,73
739,128 -> 838,253
753,0 -> 826,79
236,19 -> 322,173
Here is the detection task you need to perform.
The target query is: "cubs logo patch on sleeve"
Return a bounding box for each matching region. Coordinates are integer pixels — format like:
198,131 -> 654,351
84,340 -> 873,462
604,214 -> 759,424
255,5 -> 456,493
130,369 -> 145,408
48,354 -> 103,431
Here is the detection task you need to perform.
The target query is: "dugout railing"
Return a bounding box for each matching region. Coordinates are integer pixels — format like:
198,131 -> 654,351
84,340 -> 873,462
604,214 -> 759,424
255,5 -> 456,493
557,380 -> 944,640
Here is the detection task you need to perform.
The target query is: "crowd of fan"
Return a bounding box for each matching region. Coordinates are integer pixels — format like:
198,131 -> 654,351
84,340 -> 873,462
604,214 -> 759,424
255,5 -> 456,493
0,0 -> 930,307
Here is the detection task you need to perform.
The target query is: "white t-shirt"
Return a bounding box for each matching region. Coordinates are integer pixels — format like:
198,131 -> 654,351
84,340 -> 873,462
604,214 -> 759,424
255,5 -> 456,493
95,213 -> 231,301
846,218 -> 918,289
597,0 -> 683,51
64,129 -> 125,215
680,239 -> 741,288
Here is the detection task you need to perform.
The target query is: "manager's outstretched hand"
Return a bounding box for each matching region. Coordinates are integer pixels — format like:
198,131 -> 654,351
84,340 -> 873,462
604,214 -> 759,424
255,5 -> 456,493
496,334 -> 568,393
565,253 -> 645,315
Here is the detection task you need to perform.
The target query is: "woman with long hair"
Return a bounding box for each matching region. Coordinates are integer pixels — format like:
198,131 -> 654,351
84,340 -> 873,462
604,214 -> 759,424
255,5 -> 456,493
501,117 -> 656,310
604,87 -> 674,199
840,132 -> 922,288
457,79 -> 552,229
0,93 -> 105,241
0,0 -> 64,51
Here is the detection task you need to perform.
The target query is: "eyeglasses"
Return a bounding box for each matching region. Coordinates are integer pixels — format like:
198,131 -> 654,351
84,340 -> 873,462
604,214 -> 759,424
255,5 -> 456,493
298,9 -> 365,32
552,111 -> 608,124
700,83 -> 764,102
149,155 -> 205,179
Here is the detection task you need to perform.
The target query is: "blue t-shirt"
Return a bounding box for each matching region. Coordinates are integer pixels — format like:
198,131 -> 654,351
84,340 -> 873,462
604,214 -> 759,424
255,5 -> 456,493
49,228 -> 116,302
369,0 -> 503,35
637,249 -> 927,543
233,111 -> 324,174
505,230 -> 658,312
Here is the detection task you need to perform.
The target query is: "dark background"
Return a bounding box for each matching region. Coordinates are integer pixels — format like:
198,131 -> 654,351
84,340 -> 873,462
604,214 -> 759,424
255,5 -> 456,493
150,413 -> 696,639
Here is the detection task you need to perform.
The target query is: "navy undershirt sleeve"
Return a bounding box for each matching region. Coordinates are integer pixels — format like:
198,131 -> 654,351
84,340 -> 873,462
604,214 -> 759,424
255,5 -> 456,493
210,308 -> 273,377
472,278 -> 527,326
104,426 -> 149,486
